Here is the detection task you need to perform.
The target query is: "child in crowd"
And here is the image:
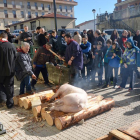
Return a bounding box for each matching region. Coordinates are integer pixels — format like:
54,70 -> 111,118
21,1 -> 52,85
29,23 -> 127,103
92,41 -> 103,86
118,41 -> 136,91
103,39 -> 113,86
103,42 -> 122,88
80,35 -> 92,80
15,42 -> 36,95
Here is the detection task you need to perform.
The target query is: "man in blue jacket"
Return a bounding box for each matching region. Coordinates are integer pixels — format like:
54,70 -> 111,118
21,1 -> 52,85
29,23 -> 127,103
80,35 -> 91,80
64,33 -> 83,84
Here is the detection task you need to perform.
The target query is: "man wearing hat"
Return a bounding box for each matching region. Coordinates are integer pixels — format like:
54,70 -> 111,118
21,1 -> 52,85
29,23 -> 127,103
31,42 -> 57,90
57,30 -> 67,57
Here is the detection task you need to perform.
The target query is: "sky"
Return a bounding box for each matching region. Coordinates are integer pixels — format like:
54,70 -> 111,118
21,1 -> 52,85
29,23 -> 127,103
75,0 -> 117,25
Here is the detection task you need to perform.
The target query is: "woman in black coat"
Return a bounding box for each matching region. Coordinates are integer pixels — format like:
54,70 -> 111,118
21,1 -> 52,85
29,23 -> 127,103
110,29 -> 119,43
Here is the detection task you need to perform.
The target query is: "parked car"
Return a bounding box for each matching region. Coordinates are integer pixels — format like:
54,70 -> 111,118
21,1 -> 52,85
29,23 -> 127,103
12,29 -> 24,36
57,28 -> 81,37
103,29 -> 124,40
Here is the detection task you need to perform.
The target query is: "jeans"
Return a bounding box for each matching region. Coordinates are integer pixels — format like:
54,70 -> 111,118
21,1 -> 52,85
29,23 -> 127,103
120,65 -> 135,89
81,64 -> 91,79
20,76 -> 31,95
104,63 -> 113,83
0,73 -> 14,106
92,66 -> 103,83
106,66 -> 119,86
31,66 -> 49,86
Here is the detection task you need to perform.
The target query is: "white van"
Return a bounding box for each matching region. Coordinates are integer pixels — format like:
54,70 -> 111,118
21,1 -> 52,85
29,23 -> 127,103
103,29 -> 124,40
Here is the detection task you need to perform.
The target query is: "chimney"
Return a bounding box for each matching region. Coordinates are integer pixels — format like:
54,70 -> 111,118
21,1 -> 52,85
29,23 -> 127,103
117,0 -> 122,3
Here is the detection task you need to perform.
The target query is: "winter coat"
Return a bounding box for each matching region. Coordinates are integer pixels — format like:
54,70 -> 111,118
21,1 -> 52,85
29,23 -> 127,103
107,45 -> 122,68
80,41 -> 92,64
15,50 -> 34,81
118,35 -> 127,52
104,46 -> 112,64
73,34 -> 82,45
110,34 -> 118,42
88,34 -> 95,45
0,40 -> 16,76
57,36 -> 67,56
133,34 -> 140,48
33,46 -> 56,67
38,34 -> 47,47
32,32 -> 39,46
5,31 -> 15,43
65,40 -> 83,70
20,31 -> 33,46
49,35 -> 58,53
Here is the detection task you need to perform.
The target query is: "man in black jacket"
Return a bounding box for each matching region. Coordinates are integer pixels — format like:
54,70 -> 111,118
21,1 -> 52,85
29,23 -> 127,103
5,28 -> 16,43
20,25 -> 33,46
38,28 -> 47,47
133,30 -> 140,48
49,30 -> 58,53
57,30 -> 67,56
0,33 -> 16,108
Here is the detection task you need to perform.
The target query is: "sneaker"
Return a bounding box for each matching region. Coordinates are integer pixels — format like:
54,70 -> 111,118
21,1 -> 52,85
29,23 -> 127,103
31,85 -> 36,91
6,103 -> 14,109
114,85 -> 118,89
128,88 -> 133,91
102,84 -> 109,88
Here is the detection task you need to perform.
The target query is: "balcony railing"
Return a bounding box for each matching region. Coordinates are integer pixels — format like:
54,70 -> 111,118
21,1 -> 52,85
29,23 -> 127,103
62,9 -> 66,12
45,7 -> 49,11
113,5 -> 140,20
57,9 -> 60,12
7,4 -> 13,8
16,5 -> 21,9
31,6 -> 35,10
38,7 -> 42,10
0,13 -> 5,18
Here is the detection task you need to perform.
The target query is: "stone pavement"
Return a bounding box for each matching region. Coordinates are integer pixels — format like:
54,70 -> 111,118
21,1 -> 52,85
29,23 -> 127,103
0,75 -> 140,140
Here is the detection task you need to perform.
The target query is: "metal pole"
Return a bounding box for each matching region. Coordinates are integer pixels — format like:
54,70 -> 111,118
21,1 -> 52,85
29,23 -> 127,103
53,0 -> 57,31
94,13 -> 95,31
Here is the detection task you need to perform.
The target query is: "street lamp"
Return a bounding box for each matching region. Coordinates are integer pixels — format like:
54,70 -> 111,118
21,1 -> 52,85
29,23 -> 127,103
53,0 -> 57,31
92,9 -> 96,31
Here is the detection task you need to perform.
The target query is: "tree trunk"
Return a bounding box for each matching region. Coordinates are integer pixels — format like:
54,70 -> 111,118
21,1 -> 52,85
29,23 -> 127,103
23,90 -> 54,110
55,98 -> 115,130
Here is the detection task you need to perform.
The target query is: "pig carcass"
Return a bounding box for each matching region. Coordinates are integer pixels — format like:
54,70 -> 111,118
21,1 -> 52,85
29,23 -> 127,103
49,84 -> 88,113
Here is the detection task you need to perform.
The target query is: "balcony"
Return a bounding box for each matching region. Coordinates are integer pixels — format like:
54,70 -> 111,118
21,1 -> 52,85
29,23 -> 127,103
67,10 -> 71,13
62,9 -> 66,13
57,9 -> 60,12
0,3 -> 4,8
31,6 -> 36,10
45,8 -> 49,11
0,13 -> 5,18
113,5 -> 140,20
7,4 -> 13,8
16,5 -> 21,9
32,14 -> 36,18
38,7 -> 42,11
8,13 -> 13,18
27,5 -> 31,9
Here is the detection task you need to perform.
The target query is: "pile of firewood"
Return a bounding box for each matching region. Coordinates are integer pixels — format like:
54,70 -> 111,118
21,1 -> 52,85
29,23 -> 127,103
13,91 -> 115,130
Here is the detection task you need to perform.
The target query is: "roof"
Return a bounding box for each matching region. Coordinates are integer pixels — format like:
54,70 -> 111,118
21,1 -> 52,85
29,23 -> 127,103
5,13 -> 76,27
75,19 -> 95,28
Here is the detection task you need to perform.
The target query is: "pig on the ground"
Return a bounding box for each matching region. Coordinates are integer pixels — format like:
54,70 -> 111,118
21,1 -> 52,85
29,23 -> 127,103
49,84 -> 88,113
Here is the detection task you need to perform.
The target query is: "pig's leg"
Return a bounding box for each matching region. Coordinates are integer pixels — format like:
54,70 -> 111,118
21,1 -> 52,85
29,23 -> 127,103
51,105 -> 82,113
49,99 -> 64,110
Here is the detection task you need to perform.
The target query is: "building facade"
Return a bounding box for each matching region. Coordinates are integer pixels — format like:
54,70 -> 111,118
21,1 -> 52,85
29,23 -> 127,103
96,0 -> 140,34
76,19 -> 97,32
0,0 -> 77,29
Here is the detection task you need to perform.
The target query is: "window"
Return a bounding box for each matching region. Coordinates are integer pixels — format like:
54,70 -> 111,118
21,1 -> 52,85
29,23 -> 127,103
27,2 -> 31,9
4,10 -> 8,18
65,6 -> 67,12
71,14 -> 73,17
28,11 -> 31,18
3,0 -> 7,7
42,12 -> 44,16
13,10 -> 16,18
48,4 -> 51,10
30,21 -> 36,30
20,24 -> 23,29
35,2 -> 37,9
59,5 -> 62,11
20,2 -> 23,8
41,4 -> 44,10
21,11 -> 24,18
35,12 -> 38,17
12,1 -> 15,8
70,6 -> 73,11
14,26 -> 17,30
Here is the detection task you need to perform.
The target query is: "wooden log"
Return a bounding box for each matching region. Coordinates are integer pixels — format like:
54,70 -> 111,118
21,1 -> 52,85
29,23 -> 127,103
13,93 -> 33,106
55,98 -> 115,130
45,95 -> 104,126
23,90 -> 54,110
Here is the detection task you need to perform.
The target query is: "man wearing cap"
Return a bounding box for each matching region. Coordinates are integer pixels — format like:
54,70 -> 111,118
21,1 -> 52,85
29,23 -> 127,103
57,30 -> 67,57
31,42 -> 57,90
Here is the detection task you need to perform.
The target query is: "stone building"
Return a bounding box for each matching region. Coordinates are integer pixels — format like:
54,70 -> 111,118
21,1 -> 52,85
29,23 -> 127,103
0,0 -> 77,30
96,0 -> 140,34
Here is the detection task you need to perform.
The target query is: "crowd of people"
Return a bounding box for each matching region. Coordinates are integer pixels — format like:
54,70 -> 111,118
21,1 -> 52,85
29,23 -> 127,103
0,25 -> 140,109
